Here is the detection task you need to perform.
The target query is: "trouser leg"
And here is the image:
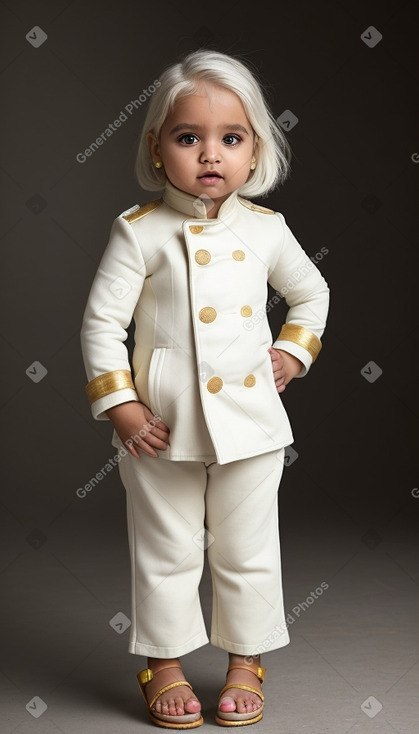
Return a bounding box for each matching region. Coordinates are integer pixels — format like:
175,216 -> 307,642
205,448 -> 290,655
117,453 -> 210,657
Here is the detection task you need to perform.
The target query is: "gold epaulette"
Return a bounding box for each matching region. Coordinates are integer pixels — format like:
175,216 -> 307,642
238,197 -> 275,215
122,198 -> 163,223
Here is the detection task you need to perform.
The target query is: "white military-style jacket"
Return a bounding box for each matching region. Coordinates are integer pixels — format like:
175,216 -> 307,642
80,181 -> 329,464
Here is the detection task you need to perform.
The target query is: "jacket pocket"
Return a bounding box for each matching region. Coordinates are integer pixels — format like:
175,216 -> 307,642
147,348 -> 166,417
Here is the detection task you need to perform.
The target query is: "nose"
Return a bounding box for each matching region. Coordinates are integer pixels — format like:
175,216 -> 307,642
200,145 -> 221,164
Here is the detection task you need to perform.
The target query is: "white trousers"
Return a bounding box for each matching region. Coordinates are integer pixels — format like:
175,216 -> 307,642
117,448 -> 290,658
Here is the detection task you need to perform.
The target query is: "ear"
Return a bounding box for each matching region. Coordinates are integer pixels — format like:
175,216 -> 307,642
253,133 -> 259,160
146,132 -> 161,164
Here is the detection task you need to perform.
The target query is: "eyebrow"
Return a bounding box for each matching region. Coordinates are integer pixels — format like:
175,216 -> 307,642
168,123 -> 250,135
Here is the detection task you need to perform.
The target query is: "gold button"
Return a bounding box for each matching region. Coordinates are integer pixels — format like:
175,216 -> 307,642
195,249 -> 211,265
207,376 -> 223,393
244,374 -> 256,387
232,249 -> 245,261
240,305 -> 252,317
189,225 -> 204,234
199,307 -> 217,323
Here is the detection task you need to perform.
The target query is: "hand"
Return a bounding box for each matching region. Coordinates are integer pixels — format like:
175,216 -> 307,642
106,401 -> 170,458
269,348 -> 303,394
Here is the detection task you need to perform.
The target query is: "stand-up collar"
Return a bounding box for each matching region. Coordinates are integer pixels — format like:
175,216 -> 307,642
162,180 -> 239,221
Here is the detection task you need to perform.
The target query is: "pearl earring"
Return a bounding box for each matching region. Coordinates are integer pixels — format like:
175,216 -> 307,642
154,161 -> 163,169
250,157 -> 256,170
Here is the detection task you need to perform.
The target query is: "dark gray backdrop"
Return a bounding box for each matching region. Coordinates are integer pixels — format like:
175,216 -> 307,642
1,1 -> 418,733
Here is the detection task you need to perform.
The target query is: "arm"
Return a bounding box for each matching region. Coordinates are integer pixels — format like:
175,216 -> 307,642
268,212 -> 330,390
80,215 -> 170,456
80,215 -> 145,418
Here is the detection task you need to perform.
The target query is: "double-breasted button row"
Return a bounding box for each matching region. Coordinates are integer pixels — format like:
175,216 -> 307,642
194,248 -> 246,265
198,305 -> 252,323
206,374 -> 256,393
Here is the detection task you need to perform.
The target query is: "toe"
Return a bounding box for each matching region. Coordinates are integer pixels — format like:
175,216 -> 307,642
235,695 -> 246,714
174,694 -> 185,715
184,698 -> 201,714
159,700 -> 169,716
219,696 -> 236,713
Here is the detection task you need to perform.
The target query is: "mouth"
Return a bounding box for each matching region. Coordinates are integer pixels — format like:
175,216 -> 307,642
198,171 -> 223,182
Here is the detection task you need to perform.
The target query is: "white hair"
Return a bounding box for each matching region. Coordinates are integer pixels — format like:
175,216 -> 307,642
135,49 -> 291,198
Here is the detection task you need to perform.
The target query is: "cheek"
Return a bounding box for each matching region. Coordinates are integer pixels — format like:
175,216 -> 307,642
162,147 -> 192,172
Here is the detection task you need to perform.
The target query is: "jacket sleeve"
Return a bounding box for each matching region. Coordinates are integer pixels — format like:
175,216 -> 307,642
268,212 -> 330,377
80,215 -> 146,420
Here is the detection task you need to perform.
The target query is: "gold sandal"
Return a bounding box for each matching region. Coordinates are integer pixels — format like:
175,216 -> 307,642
137,665 -> 204,729
216,663 -> 266,727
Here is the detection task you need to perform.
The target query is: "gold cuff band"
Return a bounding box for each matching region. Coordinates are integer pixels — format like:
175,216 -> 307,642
276,323 -> 322,362
85,369 -> 135,405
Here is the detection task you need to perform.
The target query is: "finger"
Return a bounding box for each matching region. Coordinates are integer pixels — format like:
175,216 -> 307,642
141,413 -> 171,440
154,418 -> 171,432
150,425 -> 171,443
131,425 -> 170,448
269,348 -> 282,364
272,367 -> 283,380
142,409 -> 170,433
131,438 -> 159,458
124,440 -> 142,458
132,434 -> 168,453
145,434 -> 170,450
269,346 -> 282,358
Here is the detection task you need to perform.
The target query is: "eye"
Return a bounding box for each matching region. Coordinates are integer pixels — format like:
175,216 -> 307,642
223,134 -> 241,145
178,133 -> 199,145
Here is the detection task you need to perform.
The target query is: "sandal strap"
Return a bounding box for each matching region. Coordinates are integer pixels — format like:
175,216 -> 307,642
139,666 -> 182,686
218,683 -> 265,703
226,664 -> 266,683
138,667 -> 193,711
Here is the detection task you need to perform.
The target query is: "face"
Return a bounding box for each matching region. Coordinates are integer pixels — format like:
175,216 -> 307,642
147,82 -> 257,217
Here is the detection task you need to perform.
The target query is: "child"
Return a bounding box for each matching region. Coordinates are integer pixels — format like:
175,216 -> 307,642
80,49 -> 329,729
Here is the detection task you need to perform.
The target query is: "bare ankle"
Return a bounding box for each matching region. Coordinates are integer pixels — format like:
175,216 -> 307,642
147,657 -> 180,673
228,653 -> 261,667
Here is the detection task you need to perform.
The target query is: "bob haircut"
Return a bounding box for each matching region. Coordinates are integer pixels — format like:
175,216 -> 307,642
136,49 -> 291,199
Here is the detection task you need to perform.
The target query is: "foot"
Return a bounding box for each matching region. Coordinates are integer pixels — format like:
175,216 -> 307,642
146,658 -> 202,718
218,655 -> 263,715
